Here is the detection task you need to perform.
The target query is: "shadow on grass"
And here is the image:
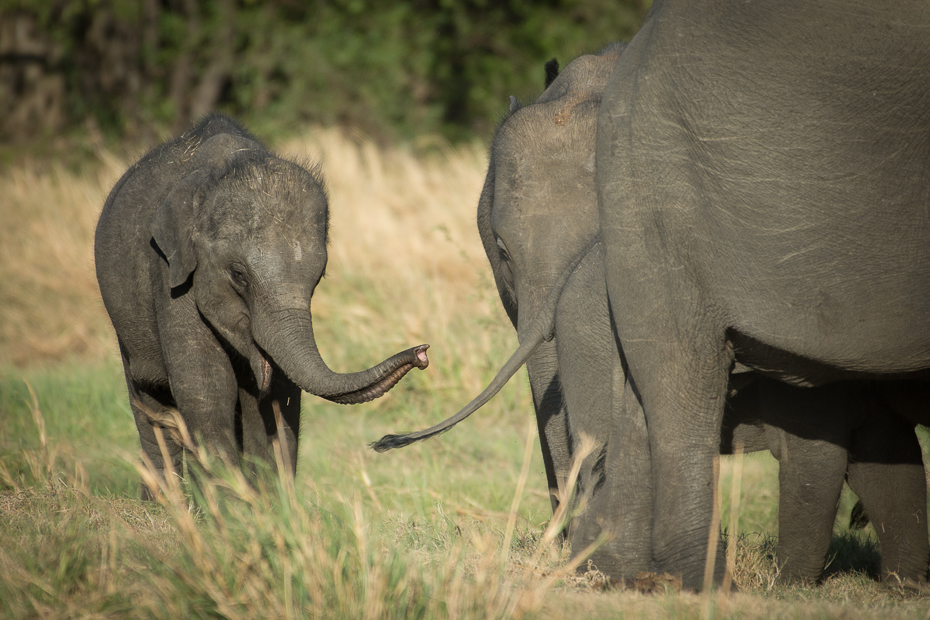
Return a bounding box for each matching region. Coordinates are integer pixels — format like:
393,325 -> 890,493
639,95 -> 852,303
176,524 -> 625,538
822,530 -> 882,583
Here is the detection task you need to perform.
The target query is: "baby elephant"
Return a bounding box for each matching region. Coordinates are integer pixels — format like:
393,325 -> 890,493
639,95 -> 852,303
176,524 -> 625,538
96,115 -> 428,497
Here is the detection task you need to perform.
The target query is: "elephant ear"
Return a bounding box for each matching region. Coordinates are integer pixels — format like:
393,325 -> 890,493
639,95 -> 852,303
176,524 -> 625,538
544,58 -> 559,89
149,170 -> 209,290
476,162 -> 519,328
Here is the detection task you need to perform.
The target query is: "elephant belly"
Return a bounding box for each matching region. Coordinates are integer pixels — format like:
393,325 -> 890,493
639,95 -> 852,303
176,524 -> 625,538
727,326 -> 930,387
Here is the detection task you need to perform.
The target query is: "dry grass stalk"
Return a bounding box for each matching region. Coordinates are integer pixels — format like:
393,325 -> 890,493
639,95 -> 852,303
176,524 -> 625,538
130,397 -> 195,452
501,420 -> 537,569
721,442 -> 744,596
271,399 -> 295,496
514,434 -> 604,611
702,453 -> 723,595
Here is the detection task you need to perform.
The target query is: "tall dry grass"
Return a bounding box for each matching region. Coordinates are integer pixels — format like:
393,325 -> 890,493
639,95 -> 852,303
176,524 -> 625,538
0,154 -> 124,365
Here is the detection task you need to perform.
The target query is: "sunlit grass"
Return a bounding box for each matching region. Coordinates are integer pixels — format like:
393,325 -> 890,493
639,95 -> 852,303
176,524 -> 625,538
1,128 -> 930,618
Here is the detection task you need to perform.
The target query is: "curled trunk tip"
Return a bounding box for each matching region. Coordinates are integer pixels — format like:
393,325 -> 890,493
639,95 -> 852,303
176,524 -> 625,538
326,344 -> 429,405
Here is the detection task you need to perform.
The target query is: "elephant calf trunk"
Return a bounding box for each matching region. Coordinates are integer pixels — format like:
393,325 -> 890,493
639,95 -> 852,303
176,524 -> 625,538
327,344 -> 430,405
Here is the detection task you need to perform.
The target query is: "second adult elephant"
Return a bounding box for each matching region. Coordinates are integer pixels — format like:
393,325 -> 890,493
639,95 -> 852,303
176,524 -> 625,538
373,46 -> 929,587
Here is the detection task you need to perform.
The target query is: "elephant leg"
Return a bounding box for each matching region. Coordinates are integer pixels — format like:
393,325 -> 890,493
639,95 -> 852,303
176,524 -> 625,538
556,253 -> 616,543
118,344 -> 184,500
158,318 -> 241,478
575,365 -> 654,579
631,334 -> 731,589
536,399 -> 570,516
847,405 -> 928,588
125,380 -> 185,500
757,381 -> 850,583
238,376 -> 302,481
267,378 -> 301,478
770,428 -> 848,582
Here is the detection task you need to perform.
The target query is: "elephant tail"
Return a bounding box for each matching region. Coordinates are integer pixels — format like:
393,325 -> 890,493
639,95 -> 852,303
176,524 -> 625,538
369,238 -> 600,453
369,331 -> 544,451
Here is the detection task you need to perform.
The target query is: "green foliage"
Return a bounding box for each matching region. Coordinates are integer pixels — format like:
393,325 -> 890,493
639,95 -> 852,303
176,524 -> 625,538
0,0 -> 647,143
0,361 -> 138,494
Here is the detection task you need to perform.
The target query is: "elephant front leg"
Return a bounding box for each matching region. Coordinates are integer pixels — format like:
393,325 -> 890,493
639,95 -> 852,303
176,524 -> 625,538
126,380 -> 186,500
526,345 -> 572,517
158,324 -> 242,486
117,344 -> 185,499
238,375 -> 302,482
601,230 -> 733,588
628,330 -> 733,590
555,250 -> 618,546
576,372 -> 654,579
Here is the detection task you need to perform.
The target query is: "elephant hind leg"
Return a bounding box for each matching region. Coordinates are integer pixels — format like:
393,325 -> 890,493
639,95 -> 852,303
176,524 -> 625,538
772,432 -> 847,583
847,409 -> 929,588
757,381 -> 851,584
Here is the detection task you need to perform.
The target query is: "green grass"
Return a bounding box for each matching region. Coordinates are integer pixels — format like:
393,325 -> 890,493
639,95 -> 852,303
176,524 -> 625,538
3,363 -> 930,619
0,360 -> 139,494
0,360 -> 561,619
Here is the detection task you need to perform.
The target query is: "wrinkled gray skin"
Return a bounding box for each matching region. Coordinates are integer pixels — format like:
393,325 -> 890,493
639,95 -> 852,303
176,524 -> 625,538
596,0 -> 930,589
373,46 -> 928,587
483,47 -> 927,587
475,49 -> 623,519
96,115 -> 429,497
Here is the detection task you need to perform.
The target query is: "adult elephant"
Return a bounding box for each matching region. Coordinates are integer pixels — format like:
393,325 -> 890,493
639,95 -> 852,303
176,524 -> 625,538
374,47 -> 929,586
595,0 -> 930,589
96,115 -> 429,498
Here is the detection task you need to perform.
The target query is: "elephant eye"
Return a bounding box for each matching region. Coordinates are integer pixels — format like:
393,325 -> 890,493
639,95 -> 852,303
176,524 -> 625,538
495,237 -> 515,291
496,236 -> 511,262
229,266 -> 249,289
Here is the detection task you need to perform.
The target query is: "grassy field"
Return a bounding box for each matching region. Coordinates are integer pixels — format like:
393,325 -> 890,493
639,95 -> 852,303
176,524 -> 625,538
1,128 -> 929,618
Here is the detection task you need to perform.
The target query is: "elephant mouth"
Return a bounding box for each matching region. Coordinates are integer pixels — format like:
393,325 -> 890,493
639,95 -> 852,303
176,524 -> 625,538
252,344 -> 273,394
260,353 -> 272,392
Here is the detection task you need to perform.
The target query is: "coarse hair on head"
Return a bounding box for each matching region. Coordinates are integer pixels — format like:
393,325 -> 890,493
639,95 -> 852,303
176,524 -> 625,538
199,151 -> 330,245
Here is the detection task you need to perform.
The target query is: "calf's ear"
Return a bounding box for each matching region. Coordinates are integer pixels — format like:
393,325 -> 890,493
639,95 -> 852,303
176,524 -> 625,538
544,58 -> 559,88
149,170 -> 208,289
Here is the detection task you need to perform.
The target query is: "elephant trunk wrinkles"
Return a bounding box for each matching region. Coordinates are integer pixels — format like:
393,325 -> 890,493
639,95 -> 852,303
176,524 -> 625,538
525,341 -> 563,430
524,337 -> 571,513
370,237 -> 601,452
524,341 -> 570,457
255,311 -> 429,404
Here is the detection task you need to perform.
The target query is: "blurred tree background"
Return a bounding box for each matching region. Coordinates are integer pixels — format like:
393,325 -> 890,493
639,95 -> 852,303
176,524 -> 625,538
0,0 -> 646,148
